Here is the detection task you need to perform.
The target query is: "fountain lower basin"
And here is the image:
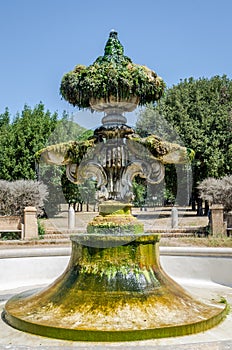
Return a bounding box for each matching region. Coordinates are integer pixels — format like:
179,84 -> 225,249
3,234 -> 228,341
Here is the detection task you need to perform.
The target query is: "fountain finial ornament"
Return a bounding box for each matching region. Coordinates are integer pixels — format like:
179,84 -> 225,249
60,30 -> 165,110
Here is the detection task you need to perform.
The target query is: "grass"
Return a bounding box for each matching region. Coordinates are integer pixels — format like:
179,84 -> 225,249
160,235 -> 232,247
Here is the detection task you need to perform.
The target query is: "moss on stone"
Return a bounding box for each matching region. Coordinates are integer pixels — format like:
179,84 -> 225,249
87,221 -> 144,235
60,31 -> 165,110
99,201 -> 132,216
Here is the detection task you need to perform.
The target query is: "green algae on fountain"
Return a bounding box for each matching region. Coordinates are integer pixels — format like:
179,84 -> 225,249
87,201 -> 144,235
4,30 -> 227,341
60,29 -> 165,109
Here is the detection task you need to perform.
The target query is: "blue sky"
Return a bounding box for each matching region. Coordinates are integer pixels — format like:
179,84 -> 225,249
0,0 -> 232,129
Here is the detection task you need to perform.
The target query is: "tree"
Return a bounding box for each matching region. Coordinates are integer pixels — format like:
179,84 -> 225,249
132,176 -> 147,207
136,105 -> 190,206
0,108 -> 14,180
0,108 -> 10,127
158,76 -> 232,181
78,179 -> 97,212
136,104 -> 180,142
136,76 -> 232,207
61,170 -> 83,210
36,115 -> 86,216
0,103 -> 58,180
0,103 -> 87,216
46,111 -> 86,145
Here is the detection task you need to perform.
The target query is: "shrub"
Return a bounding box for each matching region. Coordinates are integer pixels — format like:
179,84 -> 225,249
0,180 -> 48,216
38,219 -> 46,238
198,175 -> 232,212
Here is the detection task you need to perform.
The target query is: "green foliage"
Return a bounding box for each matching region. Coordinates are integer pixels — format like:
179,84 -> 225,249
0,105 -> 86,216
136,104 -> 180,142
64,139 -> 96,164
60,31 -> 165,109
38,219 -> 46,238
37,119 -> 88,215
132,176 -> 147,207
0,108 -> 10,127
100,30 -> 125,62
158,76 -> 232,182
46,111 -> 86,145
61,169 -> 82,207
0,232 -> 20,241
61,126 -> 96,209
131,134 -> 192,164
38,164 -> 65,217
78,178 -> 96,205
0,109 -> 14,180
61,173 -> 97,211
137,76 -> 232,189
0,103 -> 58,181
77,129 -> 94,141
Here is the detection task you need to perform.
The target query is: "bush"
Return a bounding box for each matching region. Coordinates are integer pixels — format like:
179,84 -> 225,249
0,232 -> 21,240
38,219 -> 46,238
0,180 -> 48,216
198,175 -> 232,212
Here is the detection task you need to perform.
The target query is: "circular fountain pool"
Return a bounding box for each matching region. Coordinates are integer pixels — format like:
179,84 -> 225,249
1,245 -> 232,348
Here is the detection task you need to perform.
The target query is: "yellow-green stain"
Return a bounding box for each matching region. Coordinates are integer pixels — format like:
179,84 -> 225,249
87,201 -> 144,235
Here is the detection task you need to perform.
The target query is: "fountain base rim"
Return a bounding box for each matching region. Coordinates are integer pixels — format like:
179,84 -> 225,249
3,287 -> 228,342
3,292 -> 227,342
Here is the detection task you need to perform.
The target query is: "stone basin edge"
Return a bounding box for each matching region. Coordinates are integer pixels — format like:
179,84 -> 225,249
1,246 -> 232,259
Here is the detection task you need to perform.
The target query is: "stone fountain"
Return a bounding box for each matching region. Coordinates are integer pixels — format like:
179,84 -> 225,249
3,30 -> 227,341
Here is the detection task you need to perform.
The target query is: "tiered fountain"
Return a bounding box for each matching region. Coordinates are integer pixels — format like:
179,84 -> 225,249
3,30 -> 227,341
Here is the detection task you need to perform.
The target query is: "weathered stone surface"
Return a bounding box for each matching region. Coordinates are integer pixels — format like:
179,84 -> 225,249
24,206 -> 38,239
210,204 -> 226,236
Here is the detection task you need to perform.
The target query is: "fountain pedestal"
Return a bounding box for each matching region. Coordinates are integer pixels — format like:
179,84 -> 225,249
87,200 -> 144,234
4,233 -> 227,341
